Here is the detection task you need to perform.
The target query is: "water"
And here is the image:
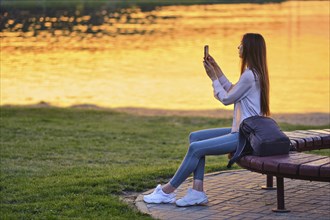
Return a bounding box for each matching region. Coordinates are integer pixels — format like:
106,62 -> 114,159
1,1 -> 329,113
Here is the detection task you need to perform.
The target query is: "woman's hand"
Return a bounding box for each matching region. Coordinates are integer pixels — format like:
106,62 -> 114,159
203,59 -> 217,81
206,55 -> 217,67
206,55 -> 223,78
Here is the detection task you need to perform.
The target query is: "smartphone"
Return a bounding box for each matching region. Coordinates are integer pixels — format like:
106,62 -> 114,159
204,45 -> 209,59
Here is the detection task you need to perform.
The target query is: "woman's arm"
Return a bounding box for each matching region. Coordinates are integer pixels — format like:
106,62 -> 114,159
218,75 -> 233,92
207,55 -> 233,92
212,70 -> 254,106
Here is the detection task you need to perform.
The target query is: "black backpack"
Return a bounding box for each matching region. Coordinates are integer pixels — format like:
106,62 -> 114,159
227,116 -> 291,168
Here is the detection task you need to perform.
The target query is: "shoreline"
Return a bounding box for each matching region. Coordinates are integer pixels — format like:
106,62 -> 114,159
113,107 -> 330,126
1,0 -> 286,9
1,102 -> 329,126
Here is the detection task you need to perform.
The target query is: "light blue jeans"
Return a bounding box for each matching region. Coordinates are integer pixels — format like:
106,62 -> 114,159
169,127 -> 239,188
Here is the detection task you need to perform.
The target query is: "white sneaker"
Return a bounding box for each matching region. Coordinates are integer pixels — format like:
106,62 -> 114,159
176,188 -> 208,207
143,184 -> 176,204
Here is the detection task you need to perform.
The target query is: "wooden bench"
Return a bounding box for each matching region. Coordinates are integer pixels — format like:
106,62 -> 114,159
236,129 -> 330,212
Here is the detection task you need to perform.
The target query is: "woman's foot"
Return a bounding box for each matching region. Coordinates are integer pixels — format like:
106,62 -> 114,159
176,188 -> 208,207
143,184 -> 176,204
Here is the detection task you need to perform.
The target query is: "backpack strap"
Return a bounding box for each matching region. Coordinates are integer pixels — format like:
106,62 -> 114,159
227,130 -> 248,168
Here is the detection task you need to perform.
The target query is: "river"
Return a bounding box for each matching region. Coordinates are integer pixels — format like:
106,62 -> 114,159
1,1 -> 329,113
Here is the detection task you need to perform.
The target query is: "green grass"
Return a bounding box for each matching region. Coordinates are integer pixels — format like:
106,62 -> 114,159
0,106 -> 328,219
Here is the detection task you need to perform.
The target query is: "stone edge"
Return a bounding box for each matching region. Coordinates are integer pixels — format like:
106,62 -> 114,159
135,192 -> 152,215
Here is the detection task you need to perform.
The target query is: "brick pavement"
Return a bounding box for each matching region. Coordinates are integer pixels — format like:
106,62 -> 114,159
135,170 -> 330,220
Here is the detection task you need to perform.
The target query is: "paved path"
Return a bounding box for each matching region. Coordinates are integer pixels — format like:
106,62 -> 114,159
135,170 -> 330,220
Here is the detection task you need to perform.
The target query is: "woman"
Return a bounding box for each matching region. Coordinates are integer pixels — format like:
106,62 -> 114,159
144,33 -> 270,207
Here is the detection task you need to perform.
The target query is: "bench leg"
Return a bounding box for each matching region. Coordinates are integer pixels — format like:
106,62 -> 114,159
261,175 -> 276,190
272,176 -> 290,212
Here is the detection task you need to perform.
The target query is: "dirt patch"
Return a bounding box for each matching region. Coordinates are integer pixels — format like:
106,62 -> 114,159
120,191 -> 141,208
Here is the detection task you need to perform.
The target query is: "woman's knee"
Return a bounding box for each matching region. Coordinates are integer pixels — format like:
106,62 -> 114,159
189,131 -> 199,143
188,142 -> 200,155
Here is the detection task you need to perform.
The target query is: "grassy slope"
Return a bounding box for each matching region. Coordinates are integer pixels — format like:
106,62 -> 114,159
0,107 -> 328,219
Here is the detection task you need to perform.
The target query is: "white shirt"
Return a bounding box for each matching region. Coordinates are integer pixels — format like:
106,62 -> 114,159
212,68 -> 262,133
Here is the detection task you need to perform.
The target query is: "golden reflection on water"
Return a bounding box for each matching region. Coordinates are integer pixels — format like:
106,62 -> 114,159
1,1 -> 329,113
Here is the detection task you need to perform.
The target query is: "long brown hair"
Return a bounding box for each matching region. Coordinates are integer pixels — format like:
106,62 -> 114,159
240,33 -> 270,116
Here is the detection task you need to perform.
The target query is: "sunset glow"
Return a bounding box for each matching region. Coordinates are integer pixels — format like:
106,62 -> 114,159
1,1 -> 329,113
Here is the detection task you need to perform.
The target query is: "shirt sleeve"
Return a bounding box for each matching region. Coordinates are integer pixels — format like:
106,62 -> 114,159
218,75 -> 233,92
212,70 -> 254,106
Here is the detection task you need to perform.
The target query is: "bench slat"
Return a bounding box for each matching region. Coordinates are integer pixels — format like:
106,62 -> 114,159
307,130 -> 330,146
305,130 -> 330,135
285,130 -> 330,151
320,163 -> 330,178
284,133 -> 306,150
294,131 -> 322,146
290,131 -> 315,143
299,158 -> 330,177
309,130 -> 330,145
248,153 -> 315,173
276,155 -> 327,175
241,153 -> 328,175
310,129 -> 330,134
285,132 -> 313,147
290,140 -> 298,150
